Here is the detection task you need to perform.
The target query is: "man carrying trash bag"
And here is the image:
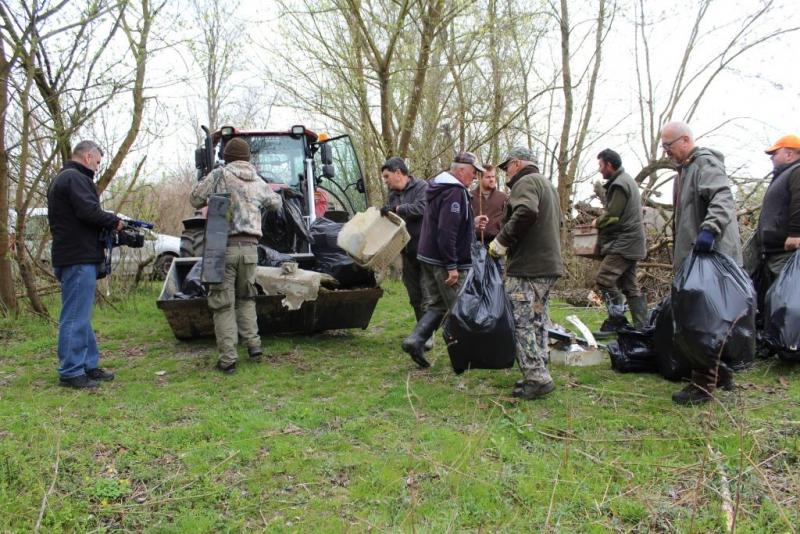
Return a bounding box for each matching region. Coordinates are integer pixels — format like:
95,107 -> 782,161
489,146 -> 563,400
660,121 -> 744,405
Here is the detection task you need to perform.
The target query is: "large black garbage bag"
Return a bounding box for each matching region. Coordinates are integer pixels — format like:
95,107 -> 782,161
608,327 -> 658,374
257,245 -> 294,267
672,250 -> 756,372
443,243 -> 516,374
764,250 -> 800,360
308,218 -> 374,288
173,260 -> 206,299
261,191 -> 312,253
651,297 -> 691,380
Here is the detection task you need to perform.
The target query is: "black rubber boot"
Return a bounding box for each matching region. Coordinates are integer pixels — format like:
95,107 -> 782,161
599,289 -> 629,332
628,295 -> 649,329
716,362 -> 735,391
672,369 -> 716,405
401,311 -> 443,368
413,307 -> 435,351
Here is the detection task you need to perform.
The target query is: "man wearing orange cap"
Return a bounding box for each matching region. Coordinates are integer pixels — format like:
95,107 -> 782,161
755,134 -> 800,302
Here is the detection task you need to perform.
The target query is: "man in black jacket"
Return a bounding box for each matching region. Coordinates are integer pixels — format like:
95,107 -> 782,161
401,152 -> 482,368
381,157 -> 428,329
47,141 -> 122,389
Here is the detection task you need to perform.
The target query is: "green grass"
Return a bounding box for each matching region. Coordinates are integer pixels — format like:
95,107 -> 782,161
0,280 -> 798,532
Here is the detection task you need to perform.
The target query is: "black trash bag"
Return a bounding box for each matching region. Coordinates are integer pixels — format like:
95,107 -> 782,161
764,250 -> 800,359
173,260 -> 206,299
651,296 -> 691,380
257,245 -> 294,267
443,243 -> 516,374
260,191 -> 312,253
672,250 -> 756,372
308,217 -> 374,288
608,327 -> 658,374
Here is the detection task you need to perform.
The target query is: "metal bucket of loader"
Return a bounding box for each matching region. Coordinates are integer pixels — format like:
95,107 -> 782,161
157,257 -> 383,340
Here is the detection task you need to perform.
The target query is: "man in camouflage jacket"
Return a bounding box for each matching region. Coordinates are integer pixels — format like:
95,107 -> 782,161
190,137 -> 281,374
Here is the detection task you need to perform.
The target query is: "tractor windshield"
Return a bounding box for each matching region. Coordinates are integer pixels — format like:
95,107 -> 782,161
247,135 -> 305,188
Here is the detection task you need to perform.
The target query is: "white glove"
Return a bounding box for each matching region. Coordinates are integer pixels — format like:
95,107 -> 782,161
488,239 -> 507,258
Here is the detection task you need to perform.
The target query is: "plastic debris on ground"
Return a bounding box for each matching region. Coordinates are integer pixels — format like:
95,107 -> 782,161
254,263 -> 336,311
443,242 -> 516,374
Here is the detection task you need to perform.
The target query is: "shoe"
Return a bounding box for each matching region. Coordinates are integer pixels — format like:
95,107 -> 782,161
86,368 -> 115,381
216,361 -> 236,374
248,346 -> 263,361
512,380 -> 555,400
716,362 -> 735,391
402,311 -> 443,368
59,374 -> 100,389
672,370 -> 715,405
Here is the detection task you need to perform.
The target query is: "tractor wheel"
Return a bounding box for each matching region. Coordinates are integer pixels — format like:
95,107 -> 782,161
180,227 -> 205,258
152,253 -> 177,281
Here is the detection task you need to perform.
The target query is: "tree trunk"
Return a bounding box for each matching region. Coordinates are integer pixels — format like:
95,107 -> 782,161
0,37 -> 17,315
556,0 -> 573,220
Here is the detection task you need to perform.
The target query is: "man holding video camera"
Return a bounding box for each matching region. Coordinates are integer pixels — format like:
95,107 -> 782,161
47,140 -> 122,389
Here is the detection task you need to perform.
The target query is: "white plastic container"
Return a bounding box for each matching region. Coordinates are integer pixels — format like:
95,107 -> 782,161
336,207 -> 410,272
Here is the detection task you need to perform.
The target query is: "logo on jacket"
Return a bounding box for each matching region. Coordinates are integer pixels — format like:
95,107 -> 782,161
450,202 -> 461,214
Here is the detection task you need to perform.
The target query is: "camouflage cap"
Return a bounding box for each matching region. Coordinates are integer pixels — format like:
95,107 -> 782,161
498,146 -> 538,171
453,151 -> 486,172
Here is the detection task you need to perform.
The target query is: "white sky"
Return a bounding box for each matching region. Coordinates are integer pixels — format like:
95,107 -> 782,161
138,0 -> 800,200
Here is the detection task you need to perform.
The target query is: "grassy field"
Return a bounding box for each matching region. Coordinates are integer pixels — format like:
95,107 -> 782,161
0,280 -> 798,532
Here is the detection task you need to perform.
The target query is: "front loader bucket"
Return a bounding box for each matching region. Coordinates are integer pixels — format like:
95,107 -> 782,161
157,257 -> 383,340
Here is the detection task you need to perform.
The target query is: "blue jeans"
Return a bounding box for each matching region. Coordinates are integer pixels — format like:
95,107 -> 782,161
54,264 -> 100,378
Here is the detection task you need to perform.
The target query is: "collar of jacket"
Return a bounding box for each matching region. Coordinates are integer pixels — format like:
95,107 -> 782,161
63,159 -> 95,179
603,167 -> 625,189
508,164 -> 539,187
772,158 -> 800,179
401,176 -> 417,191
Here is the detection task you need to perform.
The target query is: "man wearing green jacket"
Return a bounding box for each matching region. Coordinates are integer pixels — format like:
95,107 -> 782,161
489,147 -> 563,400
660,121 -> 742,405
593,149 -> 648,329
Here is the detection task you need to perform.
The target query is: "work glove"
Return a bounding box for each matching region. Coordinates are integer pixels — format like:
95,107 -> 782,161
488,239 -> 507,259
379,205 -> 392,217
694,229 -> 715,253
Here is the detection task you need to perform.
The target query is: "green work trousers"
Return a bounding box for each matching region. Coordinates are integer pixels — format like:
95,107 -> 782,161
206,244 -> 260,365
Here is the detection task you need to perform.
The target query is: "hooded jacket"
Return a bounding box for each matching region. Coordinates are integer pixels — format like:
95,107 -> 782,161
672,147 -> 742,271
417,171 -> 475,270
386,176 -> 427,258
496,165 -> 563,278
191,160 -> 281,238
47,160 -> 120,267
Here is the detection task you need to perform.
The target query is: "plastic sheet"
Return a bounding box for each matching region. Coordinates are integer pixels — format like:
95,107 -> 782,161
672,250 -> 756,372
764,250 -> 800,358
308,218 -> 374,288
443,243 -> 516,374
257,245 -> 294,267
173,259 -> 206,299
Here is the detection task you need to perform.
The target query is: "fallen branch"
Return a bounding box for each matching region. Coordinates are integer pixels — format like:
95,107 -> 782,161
707,443 -> 734,533
35,408 -> 62,533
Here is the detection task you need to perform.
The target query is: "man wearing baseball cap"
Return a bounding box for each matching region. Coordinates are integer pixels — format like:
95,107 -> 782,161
490,146 -> 563,400
401,151 -> 482,368
754,134 -> 800,304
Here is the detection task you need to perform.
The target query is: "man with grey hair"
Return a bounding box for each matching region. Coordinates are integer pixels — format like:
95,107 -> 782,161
401,152 -> 483,368
48,140 -> 123,389
660,120 -> 742,405
489,146 -> 563,400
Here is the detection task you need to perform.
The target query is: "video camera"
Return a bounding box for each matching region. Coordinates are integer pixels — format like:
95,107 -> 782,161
98,218 -> 155,278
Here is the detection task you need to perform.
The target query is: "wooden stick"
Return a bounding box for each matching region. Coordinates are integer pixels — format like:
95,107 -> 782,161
35,408 -> 62,533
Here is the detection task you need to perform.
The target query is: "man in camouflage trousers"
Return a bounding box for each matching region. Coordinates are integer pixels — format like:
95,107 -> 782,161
190,137 -> 281,374
489,146 -> 563,400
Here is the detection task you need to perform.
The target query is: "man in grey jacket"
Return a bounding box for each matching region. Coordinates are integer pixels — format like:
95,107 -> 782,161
660,121 -> 742,405
593,149 -> 648,329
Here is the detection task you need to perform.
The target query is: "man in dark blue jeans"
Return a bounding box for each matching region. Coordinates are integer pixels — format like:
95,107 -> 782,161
48,140 -> 123,389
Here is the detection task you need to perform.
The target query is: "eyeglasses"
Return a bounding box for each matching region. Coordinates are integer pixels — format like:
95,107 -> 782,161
661,137 -> 683,151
